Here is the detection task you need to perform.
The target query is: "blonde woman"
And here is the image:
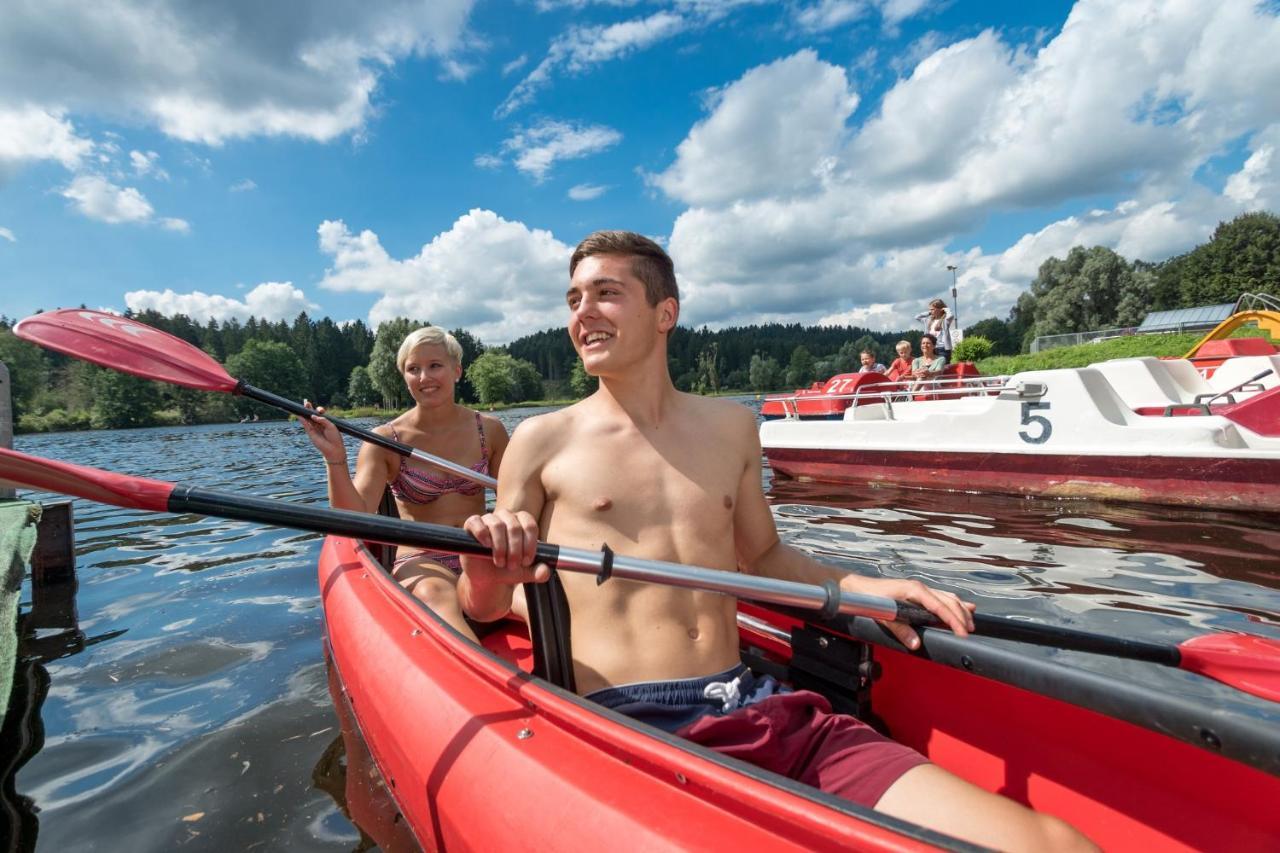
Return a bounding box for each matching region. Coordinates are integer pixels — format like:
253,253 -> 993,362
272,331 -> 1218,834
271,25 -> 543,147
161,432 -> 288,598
302,326 -> 510,641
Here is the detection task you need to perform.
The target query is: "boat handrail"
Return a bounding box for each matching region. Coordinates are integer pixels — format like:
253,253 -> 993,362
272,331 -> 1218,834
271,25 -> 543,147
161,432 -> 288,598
771,375 -> 1013,406
768,375 -> 1049,420
862,375 -> 1007,394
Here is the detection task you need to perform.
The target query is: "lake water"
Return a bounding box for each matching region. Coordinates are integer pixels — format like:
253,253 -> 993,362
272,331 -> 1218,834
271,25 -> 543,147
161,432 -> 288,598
5,400 -> 1279,850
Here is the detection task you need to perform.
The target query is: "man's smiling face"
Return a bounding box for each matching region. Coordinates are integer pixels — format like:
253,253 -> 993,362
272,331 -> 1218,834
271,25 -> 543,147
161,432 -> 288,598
567,253 -> 673,377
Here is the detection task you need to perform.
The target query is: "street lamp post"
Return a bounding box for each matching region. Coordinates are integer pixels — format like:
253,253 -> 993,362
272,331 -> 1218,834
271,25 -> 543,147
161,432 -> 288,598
946,264 -> 959,329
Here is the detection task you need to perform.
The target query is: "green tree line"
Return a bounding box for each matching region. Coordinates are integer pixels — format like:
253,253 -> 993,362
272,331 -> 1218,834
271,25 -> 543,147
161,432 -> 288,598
977,211 -> 1280,353
3,210 -> 1276,432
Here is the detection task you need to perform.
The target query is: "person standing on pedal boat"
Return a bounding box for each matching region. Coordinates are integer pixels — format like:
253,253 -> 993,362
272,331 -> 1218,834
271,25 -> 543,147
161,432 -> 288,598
457,231 -> 1095,852
917,298 -> 955,362
301,326 -> 511,641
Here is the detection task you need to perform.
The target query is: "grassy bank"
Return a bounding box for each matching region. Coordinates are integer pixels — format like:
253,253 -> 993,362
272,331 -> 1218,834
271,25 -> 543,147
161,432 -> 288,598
974,327 -> 1274,375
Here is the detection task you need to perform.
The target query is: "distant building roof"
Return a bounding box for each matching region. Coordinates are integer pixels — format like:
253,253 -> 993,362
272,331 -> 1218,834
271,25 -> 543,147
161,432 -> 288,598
1137,303 -> 1236,331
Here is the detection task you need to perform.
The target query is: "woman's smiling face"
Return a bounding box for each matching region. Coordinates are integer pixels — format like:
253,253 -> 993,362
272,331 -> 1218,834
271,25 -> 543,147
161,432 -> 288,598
403,343 -> 460,404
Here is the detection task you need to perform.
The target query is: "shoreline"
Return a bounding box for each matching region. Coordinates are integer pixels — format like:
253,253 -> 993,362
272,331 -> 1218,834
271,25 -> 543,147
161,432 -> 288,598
11,389 -> 761,435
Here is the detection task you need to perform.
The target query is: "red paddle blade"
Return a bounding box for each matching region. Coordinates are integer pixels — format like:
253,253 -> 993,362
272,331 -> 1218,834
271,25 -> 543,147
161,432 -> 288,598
0,447 -> 175,513
1180,633 -> 1280,704
15,309 -> 238,393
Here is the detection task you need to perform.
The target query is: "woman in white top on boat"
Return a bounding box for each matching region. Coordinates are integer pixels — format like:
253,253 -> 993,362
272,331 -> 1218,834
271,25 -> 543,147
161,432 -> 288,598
916,299 -> 955,362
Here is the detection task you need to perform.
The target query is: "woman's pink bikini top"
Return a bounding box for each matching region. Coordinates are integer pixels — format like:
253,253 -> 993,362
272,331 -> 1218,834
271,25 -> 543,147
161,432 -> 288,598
387,413 -> 490,504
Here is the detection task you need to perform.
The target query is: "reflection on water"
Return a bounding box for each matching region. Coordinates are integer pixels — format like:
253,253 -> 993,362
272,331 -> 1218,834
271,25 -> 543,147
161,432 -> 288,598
769,480 -> 1280,635
3,404 -> 1279,850
314,650 -> 419,853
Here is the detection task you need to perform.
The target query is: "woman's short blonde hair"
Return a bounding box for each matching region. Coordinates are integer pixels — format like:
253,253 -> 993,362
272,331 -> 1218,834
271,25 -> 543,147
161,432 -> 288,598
396,326 -> 463,372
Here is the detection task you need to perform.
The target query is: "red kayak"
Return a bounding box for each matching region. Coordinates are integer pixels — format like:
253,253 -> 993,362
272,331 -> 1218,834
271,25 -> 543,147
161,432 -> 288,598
320,536 -> 1280,851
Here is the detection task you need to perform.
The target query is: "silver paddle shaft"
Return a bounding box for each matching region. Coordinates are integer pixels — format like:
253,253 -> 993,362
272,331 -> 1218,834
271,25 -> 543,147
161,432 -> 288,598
553,544 -> 900,622
407,448 -> 497,489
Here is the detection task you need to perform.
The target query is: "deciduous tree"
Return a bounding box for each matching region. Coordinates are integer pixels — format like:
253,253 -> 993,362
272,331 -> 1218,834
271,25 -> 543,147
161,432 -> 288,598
91,370 -> 162,429
749,354 -> 784,391
466,351 -> 516,405
226,340 -> 306,419
346,366 -> 378,407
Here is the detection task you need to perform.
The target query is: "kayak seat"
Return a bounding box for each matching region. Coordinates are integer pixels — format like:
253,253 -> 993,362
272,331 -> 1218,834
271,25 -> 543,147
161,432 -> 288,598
370,487 -> 539,673
480,620 -> 535,672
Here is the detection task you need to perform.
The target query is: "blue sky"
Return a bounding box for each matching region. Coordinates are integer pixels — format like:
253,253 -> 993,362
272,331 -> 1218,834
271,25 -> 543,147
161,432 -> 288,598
2,0 -> 1279,343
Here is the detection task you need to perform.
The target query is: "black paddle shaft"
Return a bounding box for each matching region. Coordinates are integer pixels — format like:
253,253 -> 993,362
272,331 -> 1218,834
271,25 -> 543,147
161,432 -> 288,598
237,382 -> 417,460
171,485 -> 563,567
892,604 -> 1180,665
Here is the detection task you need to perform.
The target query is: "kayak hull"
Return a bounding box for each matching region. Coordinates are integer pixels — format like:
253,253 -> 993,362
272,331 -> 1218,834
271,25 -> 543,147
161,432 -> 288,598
320,536 -> 1280,851
318,536 -> 942,852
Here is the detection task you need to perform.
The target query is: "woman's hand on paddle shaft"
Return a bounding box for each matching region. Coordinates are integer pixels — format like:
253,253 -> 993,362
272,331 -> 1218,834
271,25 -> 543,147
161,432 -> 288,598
461,509 -> 551,587
299,400 -> 346,466
841,575 -> 975,650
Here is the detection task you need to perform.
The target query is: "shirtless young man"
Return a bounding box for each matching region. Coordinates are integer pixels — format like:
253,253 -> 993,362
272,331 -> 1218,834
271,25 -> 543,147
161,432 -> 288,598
458,232 -> 1093,851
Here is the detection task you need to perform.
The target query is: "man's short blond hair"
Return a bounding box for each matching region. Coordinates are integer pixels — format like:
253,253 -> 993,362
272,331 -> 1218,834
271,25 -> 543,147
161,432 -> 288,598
397,326 -> 463,372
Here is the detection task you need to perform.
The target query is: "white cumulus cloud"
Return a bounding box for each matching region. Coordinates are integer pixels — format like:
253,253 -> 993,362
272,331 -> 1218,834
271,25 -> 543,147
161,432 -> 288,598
129,150 -> 167,180
124,282 -> 318,322
795,0 -> 936,33
0,226 -> 15,243
568,183 -> 610,200
502,54 -> 529,76
0,106 -> 94,178
1224,125 -> 1280,211
0,0 -> 477,146
796,0 -> 869,32
498,119 -> 622,181
499,11 -> 688,116
317,210 -> 572,344
655,0 -> 1280,331
650,50 -> 859,206
60,174 -> 189,232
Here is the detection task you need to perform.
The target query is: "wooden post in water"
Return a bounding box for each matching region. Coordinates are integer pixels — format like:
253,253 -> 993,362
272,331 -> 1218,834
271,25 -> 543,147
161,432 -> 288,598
0,358 -> 76,578
0,361 -> 12,501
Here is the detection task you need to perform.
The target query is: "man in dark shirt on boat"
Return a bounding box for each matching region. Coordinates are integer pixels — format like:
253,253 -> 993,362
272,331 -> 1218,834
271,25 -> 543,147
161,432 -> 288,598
457,231 -> 1093,851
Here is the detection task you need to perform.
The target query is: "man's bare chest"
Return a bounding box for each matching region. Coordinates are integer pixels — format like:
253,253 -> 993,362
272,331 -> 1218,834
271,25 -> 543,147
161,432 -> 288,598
542,430 -> 743,530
